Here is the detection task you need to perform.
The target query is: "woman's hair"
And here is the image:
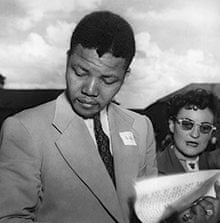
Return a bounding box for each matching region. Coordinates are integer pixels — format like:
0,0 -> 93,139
160,88 -> 220,151
167,88 -> 220,124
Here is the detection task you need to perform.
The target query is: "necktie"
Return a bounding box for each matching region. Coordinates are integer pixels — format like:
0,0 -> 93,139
93,113 -> 116,187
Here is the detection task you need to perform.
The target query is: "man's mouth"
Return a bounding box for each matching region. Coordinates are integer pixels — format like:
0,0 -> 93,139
77,98 -> 98,108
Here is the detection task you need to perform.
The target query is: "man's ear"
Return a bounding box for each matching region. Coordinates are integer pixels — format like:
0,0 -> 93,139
169,119 -> 175,134
121,68 -> 131,84
124,68 -> 131,78
66,51 -> 71,67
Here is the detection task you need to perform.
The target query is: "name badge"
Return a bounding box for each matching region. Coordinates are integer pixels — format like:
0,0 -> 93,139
119,131 -> 137,146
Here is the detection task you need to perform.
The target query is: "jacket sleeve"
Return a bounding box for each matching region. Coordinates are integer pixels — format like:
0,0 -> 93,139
0,117 -> 43,223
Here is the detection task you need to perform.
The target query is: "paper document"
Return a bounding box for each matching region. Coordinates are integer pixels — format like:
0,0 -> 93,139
134,169 -> 220,223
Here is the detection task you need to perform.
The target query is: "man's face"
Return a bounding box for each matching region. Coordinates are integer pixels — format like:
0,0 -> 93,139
169,107 -> 214,157
65,44 -> 127,118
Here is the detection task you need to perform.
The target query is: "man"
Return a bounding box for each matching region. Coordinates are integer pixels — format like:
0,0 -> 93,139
1,10 -> 220,223
0,11 -> 157,223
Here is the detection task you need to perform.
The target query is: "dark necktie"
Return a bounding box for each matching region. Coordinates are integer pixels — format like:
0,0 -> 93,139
93,113 -> 116,187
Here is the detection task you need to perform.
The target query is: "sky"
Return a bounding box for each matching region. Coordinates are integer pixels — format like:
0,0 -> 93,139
0,0 -> 220,108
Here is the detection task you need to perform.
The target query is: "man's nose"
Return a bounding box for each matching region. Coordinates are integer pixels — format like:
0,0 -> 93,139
81,77 -> 99,97
190,125 -> 200,138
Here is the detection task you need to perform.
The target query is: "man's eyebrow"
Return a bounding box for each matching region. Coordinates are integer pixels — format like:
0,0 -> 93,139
71,62 -> 89,71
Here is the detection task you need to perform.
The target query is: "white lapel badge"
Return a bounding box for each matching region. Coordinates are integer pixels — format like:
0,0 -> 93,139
119,131 -> 137,146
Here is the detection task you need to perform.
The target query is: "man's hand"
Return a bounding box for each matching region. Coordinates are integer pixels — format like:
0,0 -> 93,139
177,180 -> 220,223
161,180 -> 220,223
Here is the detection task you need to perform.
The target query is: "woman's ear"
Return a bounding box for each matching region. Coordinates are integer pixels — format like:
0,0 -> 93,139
211,136 -> 217,144
169,119 -> 175,134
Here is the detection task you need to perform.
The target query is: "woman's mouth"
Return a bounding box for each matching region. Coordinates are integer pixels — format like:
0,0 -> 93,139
186,141 -> 199,147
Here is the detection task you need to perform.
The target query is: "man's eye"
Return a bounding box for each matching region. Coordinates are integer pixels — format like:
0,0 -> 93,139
75,71 -> 87,77
72,67 -> 87,77
102,77 -> 118,85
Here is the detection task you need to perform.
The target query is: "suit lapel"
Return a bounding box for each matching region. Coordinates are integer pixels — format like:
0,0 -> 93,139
159,146 -> 185,174
52,95 -> 124,223
108,105 -> 140,184
108,105 -> 140,219
199,153 -> 209,170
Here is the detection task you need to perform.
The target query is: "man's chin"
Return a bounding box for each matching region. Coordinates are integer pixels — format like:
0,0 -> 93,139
81,113 -> 97,119
71,102 -> 100,119
73,108 -> 99,119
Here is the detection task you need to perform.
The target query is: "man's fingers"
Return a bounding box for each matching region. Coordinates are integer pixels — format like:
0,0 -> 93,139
214,180 -> 220,200
191,202 -> 206,216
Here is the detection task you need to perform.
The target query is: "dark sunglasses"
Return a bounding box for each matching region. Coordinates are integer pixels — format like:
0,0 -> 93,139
174,117 -> 216,134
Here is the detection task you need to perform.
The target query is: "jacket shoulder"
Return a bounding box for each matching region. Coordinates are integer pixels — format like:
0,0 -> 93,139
3,99 -> 57,133
206,149 -> 220,169
112,103 -> 151,122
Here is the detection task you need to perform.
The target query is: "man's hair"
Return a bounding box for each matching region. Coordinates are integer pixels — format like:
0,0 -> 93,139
167,88 -> 220,124
68,10 -> 135,69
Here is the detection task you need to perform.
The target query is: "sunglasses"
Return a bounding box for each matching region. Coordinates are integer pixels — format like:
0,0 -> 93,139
174,117 -> 216,134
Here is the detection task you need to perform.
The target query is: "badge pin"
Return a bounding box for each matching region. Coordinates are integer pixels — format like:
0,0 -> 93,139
119,131 -> 137,146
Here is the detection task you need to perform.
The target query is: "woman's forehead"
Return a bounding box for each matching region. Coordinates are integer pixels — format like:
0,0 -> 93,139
177,107 -> 214,123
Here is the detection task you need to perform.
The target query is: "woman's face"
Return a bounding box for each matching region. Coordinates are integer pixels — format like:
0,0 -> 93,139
169,107 -> 215,157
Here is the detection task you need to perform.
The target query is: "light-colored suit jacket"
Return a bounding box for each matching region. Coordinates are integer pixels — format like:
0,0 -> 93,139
0,93 -> 157,223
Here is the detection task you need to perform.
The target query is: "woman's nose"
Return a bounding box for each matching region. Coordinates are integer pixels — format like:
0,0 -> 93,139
190,124 -> 200,138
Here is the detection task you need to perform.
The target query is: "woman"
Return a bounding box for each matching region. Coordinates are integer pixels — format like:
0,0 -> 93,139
157,88 -> 220,223
157,88 -> 220,175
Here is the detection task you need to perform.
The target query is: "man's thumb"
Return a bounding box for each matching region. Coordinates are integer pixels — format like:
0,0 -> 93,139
214,180 -> 220,199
